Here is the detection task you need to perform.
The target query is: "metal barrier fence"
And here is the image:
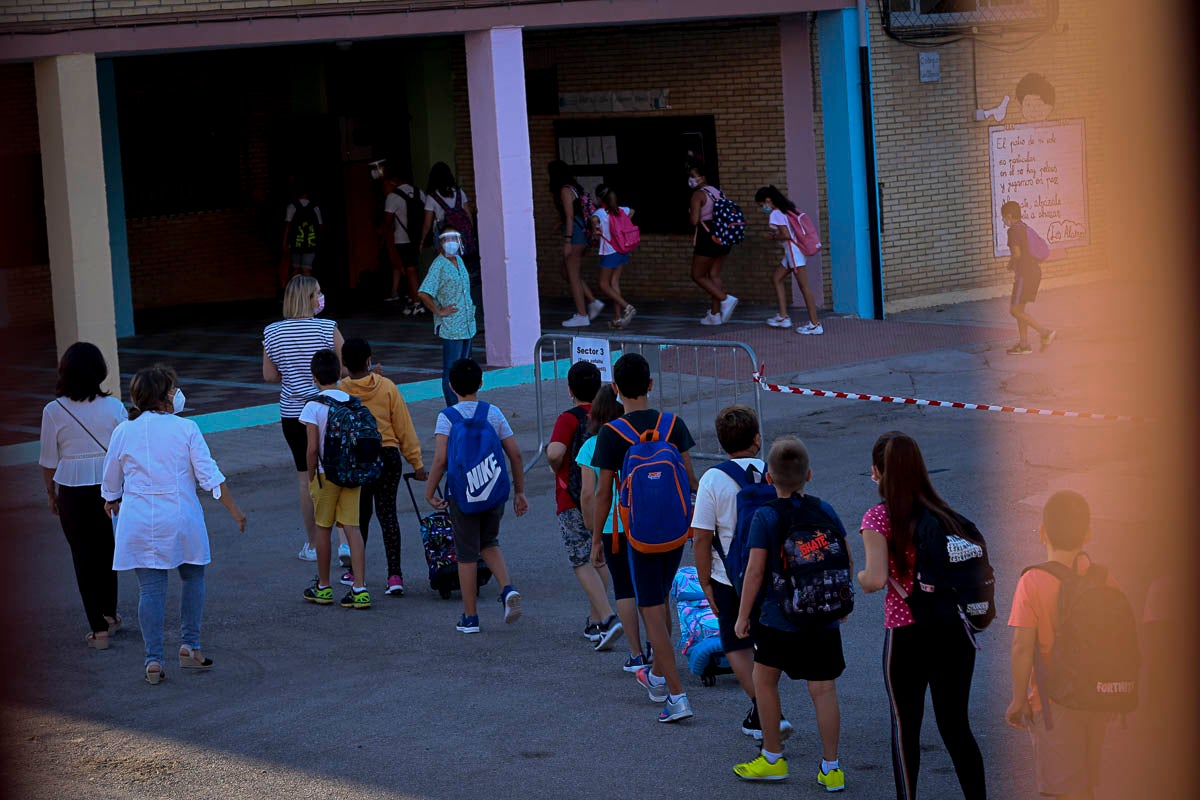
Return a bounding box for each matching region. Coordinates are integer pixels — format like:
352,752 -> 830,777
525,333 -> 762,472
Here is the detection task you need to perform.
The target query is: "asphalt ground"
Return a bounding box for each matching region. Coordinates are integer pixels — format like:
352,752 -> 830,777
0,282 -> 1165,799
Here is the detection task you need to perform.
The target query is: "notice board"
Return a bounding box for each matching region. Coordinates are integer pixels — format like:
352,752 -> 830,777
989,120 -> 1089,258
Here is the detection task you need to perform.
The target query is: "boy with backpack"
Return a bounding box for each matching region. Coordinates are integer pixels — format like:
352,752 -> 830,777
424,357 -> 527,634
547,362 -> 620,648
301,349 -> 381,610
382,172 -> 428,315
592,353 -> 699,723
692,405 -> 794,742
1006,490 -> 1138,799
283,186 -> 323,278
733,436 -> 851,789
1001,200 -> 1056,355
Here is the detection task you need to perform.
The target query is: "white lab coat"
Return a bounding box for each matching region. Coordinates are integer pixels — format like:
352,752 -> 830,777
101,412 -> 226,571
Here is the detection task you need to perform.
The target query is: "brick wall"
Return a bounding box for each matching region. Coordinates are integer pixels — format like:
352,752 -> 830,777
868,0 -> 1108,306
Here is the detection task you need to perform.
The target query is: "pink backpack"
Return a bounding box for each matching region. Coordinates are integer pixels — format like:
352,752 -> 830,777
605,208 -> 641,254
786,210 -> 823,257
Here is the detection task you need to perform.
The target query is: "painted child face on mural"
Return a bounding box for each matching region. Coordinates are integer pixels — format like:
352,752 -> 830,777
1016,73 -> 1056,122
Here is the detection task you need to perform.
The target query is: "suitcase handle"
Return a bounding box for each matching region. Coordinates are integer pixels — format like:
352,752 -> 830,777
403,472 -> 445,524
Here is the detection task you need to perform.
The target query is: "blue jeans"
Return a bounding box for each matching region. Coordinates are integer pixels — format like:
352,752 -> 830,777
135,564 -> 205,666
440,338 -> 473,406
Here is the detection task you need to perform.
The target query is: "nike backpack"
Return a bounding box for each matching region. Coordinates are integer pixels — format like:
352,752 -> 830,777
768,495 -> 855,629
1023,558 -> 1140,714
607,413 -> 692,553
710,461 -> 776,593
315,395 -> 383,488
444,401 -> 510,514
705,187 -> 746,247
906,508 -> 997,633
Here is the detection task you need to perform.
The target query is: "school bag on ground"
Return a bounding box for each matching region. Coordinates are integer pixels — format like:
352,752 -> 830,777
1023,222 -> 1051,261
785,210 -> 823,257
711,461 -> 776,592
671,567 -> 732,687
563,406 -> 590,508
904,507 -> 997,634
443,401 -> 510,514
605,208 -> 641,254
314,395 -> 382,488
607,413 -> 692,553
403,473 -> 492,599
290,203 -> 320,253
767,495 -> 855,629
704,187 -> 746,247
431,191 -> 478,257
1022,558 -> 1139,715
393,186 -> 431,248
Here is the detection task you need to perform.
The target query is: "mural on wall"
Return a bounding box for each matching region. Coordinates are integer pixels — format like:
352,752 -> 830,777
983,73 -> 1089,258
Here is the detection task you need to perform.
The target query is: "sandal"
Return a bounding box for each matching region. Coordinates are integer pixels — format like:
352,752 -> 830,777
85,631 -> 110,650
105,615 -> 122,636
145,661 -> 164,685
179,645 -> 213,670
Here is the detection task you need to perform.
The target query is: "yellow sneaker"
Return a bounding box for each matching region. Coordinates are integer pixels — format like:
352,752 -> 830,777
817,766 -> 846,792
733,754 -> 789,782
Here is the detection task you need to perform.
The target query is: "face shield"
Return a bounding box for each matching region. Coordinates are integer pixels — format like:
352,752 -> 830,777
439,231 -> 464,257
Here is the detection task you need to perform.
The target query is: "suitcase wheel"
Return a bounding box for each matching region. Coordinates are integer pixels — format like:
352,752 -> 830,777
702,674 -> 717,688
439,588 -> 452,600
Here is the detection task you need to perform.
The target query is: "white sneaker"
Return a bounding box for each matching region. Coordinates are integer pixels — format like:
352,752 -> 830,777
796,322 -> 824,335
562,313 -> 590,328
766,314 -> 791,328
587,299 -> 605,321
297,542 -> 317,562
338,543 -> 351,568
719,294 -> 739,323
700,311 -> 723,326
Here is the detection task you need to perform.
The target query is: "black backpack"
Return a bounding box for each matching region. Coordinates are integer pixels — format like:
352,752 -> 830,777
767,495 -> 855,629
392,186 -> 431,248
1023,558 -> 1140,714
290,202 -> 320,253
563,406 -> 590,507
905,507 -> 997,633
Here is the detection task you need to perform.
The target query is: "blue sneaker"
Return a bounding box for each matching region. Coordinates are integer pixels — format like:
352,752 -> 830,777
622,653 -> 649,673
456,614 -> 480,634
499,585 -> 522,624
658,694 -> 694,723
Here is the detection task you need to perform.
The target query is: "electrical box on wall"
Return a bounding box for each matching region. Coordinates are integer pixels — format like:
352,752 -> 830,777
919,51 -> 941,82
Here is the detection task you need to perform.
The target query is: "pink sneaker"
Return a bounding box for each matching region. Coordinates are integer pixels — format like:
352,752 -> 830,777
339,571 -> 354,587
386,575 -> 405,597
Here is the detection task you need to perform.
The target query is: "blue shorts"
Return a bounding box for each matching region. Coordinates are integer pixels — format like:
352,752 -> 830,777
599,252 -> 630,269
628,545 -> 684,608
566,216 -> 588,246
602,533 -> 635,601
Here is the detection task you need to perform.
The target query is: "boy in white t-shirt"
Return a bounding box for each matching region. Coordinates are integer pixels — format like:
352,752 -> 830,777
755,186 -> 822,335
589,184 -> 637,329
300,349 -> 370,610
692,405 -> 794,743
382,173 -> 427,314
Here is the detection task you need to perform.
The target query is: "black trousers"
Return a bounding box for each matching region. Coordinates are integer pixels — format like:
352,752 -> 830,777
358,448 -> 404,578
57,484 -> 118,633
883,622 -> 987,800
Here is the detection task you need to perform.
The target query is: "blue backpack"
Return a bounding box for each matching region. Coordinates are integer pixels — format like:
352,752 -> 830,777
608,413 -> 692,553
444,402 -> 510,514
314,395 -> 382,488
711,461 -> 777,593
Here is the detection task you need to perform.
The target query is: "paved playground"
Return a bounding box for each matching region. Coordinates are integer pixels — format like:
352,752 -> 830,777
0,282 -> 1155,799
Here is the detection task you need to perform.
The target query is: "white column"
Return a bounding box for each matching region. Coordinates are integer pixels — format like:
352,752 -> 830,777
35,53 -> 119,394
465,26 -> 541,368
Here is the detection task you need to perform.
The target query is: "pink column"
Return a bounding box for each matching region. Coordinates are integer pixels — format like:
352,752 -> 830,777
466,26 -> 541,367
780,15 -> 825,310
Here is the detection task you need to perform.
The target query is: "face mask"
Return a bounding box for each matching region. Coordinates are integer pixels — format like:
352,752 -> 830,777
443,241 -> 461,257
762,204 -> 773,214
687,177 -> 700,189
314,293 -> 325,315
172,388 -> 186,415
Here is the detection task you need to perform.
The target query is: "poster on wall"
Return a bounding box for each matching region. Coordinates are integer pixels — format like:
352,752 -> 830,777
989,119 -> 1089,258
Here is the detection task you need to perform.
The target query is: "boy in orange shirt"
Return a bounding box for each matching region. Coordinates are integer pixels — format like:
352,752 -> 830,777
1006,490 -> 1116,800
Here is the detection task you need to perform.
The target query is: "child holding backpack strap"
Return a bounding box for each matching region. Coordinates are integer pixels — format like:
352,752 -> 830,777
732,436 -> 849,789
425,358 -> 527,634
590,184 -> 638,329
1007,490 -> 1136,800
755,186 -> 822,335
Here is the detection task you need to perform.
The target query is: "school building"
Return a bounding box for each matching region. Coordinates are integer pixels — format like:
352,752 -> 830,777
0,0 -> 1106,378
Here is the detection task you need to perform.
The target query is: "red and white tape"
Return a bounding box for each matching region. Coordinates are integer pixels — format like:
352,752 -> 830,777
753,368 -> 1144,423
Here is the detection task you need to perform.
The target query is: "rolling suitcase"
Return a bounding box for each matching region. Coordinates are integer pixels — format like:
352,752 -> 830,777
403,473 -> 492,599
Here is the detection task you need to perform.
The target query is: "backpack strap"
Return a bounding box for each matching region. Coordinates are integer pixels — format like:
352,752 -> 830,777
652,412 -> 676,444
472,401 -> 491,422
441,405 -> 464,427
55,399 -> 108,453
714,460 -> 753,490
605,417 -> 638,445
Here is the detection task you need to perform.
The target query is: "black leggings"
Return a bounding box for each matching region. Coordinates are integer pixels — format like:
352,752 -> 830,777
359,447 -> 403,577
57,484 -> 118,633
883,622 -> 987,800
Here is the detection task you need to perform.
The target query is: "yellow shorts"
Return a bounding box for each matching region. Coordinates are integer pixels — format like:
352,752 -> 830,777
309,475 -> 361,529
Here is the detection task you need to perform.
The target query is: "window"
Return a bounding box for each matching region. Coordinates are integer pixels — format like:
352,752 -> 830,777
886,0 -> 1050,30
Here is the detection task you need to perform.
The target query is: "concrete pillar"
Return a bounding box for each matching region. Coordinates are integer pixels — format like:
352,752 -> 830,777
35,54 -> 119,396
817,9 -> 878,318
97,58 -> 134,338
465,27 -> 540,367
780,15 -> 824,311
